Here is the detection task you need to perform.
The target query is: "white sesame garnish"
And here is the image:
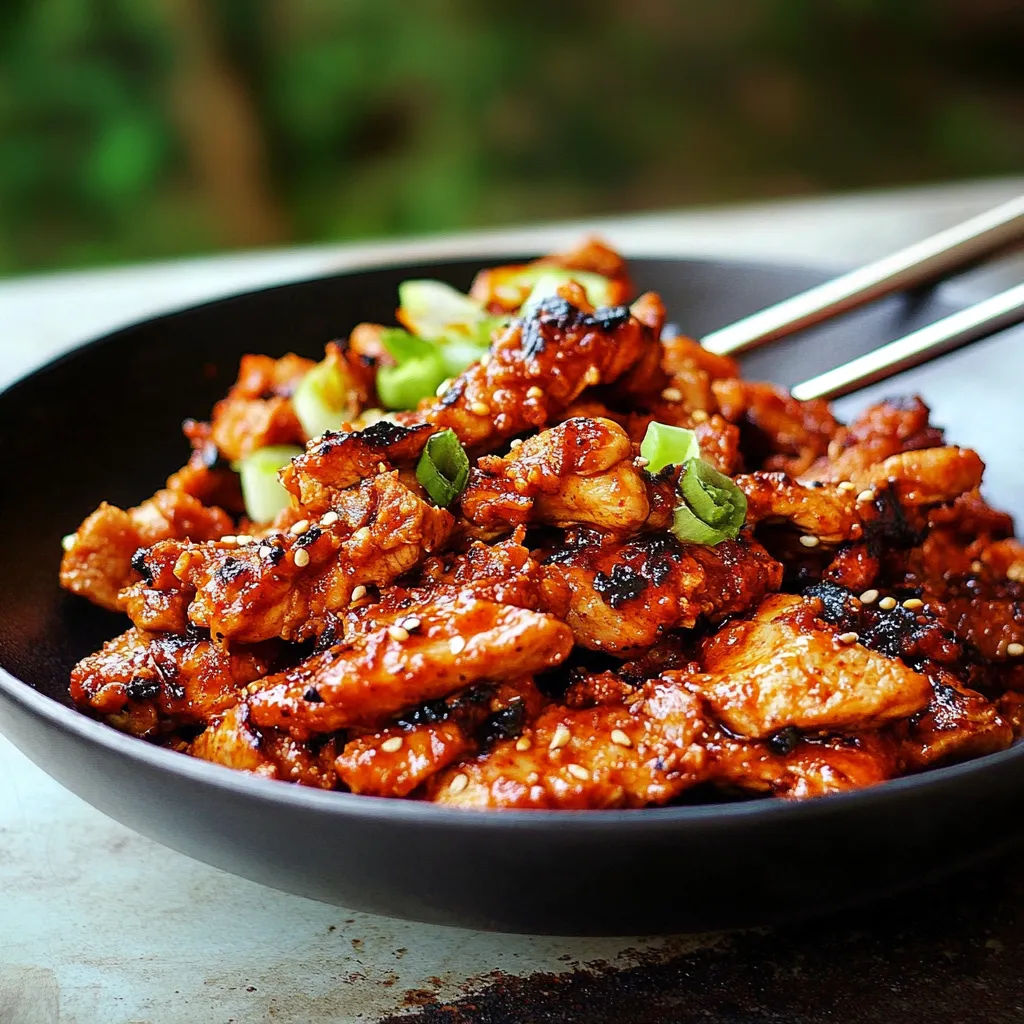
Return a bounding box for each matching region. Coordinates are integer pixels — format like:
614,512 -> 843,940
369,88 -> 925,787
878,596 -> 898,611
401,616 -> 422,633
377,462 -> 388,474
353,527 -> 371,544
972,560 -> 985,574
859,589 -> 879,605
549,723 -> 571,750
292,548 -> 310,568
633,457 -> 650,469
691,409 -> 709,423
584,367 -> 601,386
448,772 -> 469,794
435,377 -> 453,398
661,387 -> 683,403
234,533 -> 254,545
515,736 -> 532,752
387,625 -> 410,642
798,535 -> 820,548
350,585 -> 368,603
902,598 -> 924,611
448,636 -> 466,654
258,545 -> 273,559
837,631 -> 859,645
220,535 -> 237,546
380,736 -> 404,753
856,489 -> 876,503
1007,643 -> 1024,657
289,519 -> 310,536
1007,563 -> 1024,583
319,511 -> 339,527
566,763 -> 590,781
526,385 -> 543,399
469,401 -> 491,416
610,729 -> 632,748
61,533 -> 75,552
837,481 -> 857,492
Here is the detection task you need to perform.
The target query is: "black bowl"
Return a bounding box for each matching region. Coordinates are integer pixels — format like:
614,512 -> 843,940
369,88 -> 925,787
1,255 -> 1023,936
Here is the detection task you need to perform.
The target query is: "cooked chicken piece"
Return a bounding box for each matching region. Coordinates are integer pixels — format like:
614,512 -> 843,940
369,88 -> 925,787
803,396 -> 945,484
713,378 -> 838,475
547,530 -> 783,653
247,594 -> 574,738
60,489 -> 233,611
71,627 -> 275,737
851,447 -> 983,508
429,675 -> 708,809
660,333 -> 739,383
169,424 -> 244,513
119,538 -> 198,633
739,473 -> 861,543
190,703 -> 338,788
336,678 -> 543,797
690,594 -> 932,739
900,671 -> 1012,769
169,471 -> 453,643
707,729 -> 901,799
209,353 -> 314,462
460,417 -> 649,535
281,420 -> 436,516
469,237 -> 633,313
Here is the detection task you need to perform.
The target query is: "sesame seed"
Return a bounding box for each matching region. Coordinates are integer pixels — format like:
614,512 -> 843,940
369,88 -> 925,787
470,401 -> 491,416
585,367 -> 601,386
319,511 -> 339,527
509,438 -> 524,449
1007,563 -> 1024,583
859,589 -> 879,604
902,598 -> 924,611
449,636 -> 466,654
549,724 -> 571,750
479,352 -> 491,367
353,527 -> 371,544
350,585 -> 368,603
972,560 -> 985,574
661,387 -> 683,402
435,377 -> 453,398
633,456 -> 650,469
515,736 -> 532,752
234,534 -> 254,545
377,461 -> 389,474
289,519 -> 310,536
526,386 -> 543,399
526,772 -> 540,785
566,764 -> 590,781
448,772 -> 469,794
691,409 -> 709,423
380,736 -> 403,753
61,533 -> 75,551
856,489 -> 876,503
292,548 -> 310,568
387,625 -> 410,642
258,545 -> 273,559
401,616 -> 422,633
837,631 -> 859,645
220,535 -> 237,545
1008,643 -> 1024,657
610,729 -> 632,748
798,535 -> 820,548
837,481 -> 857,492
878,596 -> 898,611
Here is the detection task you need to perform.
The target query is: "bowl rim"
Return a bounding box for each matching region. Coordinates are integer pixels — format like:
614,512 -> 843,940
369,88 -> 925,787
1,250 -> 1017,832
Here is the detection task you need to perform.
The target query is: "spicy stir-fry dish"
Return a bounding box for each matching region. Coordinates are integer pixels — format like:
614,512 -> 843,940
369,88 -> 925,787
59,240 -> 1024,808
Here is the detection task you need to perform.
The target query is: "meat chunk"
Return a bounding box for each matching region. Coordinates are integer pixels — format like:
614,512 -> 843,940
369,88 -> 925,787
690,594 -> 932,738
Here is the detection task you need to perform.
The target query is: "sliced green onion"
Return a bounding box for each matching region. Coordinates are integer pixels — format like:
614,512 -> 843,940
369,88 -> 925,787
377,351 -> 447,410
293,355 -> 356,439
232,445 -> 302,524
513,267 -> 614,312
639,422 -> 700,474
416,429 -> 470,507
399,280 -> 487,340
438,336 -> 490,377
380,326 -> 435,362
671,457 -> 747,546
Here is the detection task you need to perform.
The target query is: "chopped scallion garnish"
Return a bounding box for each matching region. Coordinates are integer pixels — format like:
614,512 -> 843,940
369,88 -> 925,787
293,353 -> 356,439
639,422 -> 700,474
398,280 -> 491,344
377,328 -> 448,410
671,458 -> 747,546
416,429 -> 470,507
513,267 -> 614,312
232,445 -> 302,524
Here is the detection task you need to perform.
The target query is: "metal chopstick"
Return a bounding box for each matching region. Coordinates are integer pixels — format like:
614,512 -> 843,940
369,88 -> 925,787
790,282 -> 1024,401
701,194 -> 1024,357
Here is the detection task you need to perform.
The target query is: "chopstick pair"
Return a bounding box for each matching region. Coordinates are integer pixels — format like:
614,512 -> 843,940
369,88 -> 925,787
699,194 -> 1024,400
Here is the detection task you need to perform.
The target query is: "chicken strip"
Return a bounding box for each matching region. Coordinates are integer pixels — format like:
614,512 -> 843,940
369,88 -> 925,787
247,593 -> 574,738
689,594 -> 932,739
71,627 -> 275,737
546,530 -> 783,653
460,417 -> 649,535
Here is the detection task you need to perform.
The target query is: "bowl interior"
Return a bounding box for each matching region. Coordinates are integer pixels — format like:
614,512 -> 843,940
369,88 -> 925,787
0,255 -> 1020,713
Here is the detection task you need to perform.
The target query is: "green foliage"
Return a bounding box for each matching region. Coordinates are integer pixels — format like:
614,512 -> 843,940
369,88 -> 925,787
0,0 -> 1021,273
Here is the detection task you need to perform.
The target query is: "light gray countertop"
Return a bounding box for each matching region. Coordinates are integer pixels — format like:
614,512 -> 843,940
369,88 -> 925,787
2,178 -> 1023,1024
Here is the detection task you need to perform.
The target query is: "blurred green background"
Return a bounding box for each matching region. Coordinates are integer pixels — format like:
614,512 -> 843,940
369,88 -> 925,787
1,0 -> 1022,276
